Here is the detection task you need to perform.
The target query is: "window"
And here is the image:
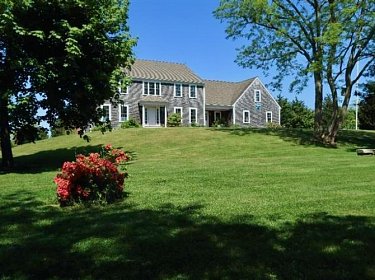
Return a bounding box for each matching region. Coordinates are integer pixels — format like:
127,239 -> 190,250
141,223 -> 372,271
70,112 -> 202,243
174,107 -> 183,119
243,110 -> 250,123
266,111 -> 272,123
118,83 -> 128,94
254,90 -> 261,102
143,81 -> 160,96
189,85 -> 197,98
174,84 -> 182,97
119,105 -> 129,122
101,104 -> 111,121
189,107 -> 197,124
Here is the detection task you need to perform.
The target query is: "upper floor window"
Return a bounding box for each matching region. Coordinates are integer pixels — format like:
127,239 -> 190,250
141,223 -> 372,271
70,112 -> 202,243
243,110 -> 250,124
119,105 -> 129,122
254,90 -> 261,102
143,81 -> 161,96
118,80 -> 129,95
266,111 -> 272,123
189,85 -> 197,98
174,84 -> 182,97
119,86 -> 128,95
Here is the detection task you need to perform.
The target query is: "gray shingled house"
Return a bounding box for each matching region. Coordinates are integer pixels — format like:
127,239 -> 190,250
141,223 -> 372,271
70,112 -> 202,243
102,60 -> 280,127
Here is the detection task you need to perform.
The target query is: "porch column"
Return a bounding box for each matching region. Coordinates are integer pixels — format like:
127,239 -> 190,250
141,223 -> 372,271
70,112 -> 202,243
142,105 -> 145,127
232,105 -> 236,125
164,106 -> 167,127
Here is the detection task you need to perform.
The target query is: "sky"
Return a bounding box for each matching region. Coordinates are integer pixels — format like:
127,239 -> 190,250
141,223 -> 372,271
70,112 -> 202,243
128,0 -> 315,107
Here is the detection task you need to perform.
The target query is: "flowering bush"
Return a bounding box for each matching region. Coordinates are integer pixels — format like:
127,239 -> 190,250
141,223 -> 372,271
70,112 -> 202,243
54,144 -> 129,206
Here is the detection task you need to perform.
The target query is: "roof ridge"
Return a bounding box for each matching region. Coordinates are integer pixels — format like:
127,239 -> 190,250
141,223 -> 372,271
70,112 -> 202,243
136,58 -> 186,66
204,77 -> 256,84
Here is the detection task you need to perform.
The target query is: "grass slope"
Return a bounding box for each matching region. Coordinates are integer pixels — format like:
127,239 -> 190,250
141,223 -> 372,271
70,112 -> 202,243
1,128 -> 375,279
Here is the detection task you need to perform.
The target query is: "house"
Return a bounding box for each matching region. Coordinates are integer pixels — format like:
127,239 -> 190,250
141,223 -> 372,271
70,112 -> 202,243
102,59 -> 280,127
205,79 -> 281,127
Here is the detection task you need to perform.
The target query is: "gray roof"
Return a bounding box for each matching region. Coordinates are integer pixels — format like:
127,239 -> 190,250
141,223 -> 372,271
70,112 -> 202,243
204,78 -> 255,106
128,60 -> 204,84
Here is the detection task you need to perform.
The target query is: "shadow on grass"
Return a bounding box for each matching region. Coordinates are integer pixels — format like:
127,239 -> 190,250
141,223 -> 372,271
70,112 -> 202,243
0,193 -> 374,279
213,128 -> 375,150
2,145 -> 136,174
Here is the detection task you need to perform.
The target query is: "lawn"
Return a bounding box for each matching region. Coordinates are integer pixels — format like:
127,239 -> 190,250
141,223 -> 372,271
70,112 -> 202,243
1,127 -> 375,279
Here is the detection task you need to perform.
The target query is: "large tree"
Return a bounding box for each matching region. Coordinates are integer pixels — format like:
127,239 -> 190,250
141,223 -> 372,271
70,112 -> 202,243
0,0 -> 135,168
215,0 -> 374,144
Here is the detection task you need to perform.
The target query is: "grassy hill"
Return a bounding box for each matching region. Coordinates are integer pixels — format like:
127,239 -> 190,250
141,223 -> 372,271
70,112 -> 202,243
1,127 -> 375,279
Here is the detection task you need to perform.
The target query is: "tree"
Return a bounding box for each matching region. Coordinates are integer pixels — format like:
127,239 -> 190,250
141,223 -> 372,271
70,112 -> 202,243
276,95 -> 313,128
0,0 -> 135,169
359,80 -> 375,130
215,0 -> 374,144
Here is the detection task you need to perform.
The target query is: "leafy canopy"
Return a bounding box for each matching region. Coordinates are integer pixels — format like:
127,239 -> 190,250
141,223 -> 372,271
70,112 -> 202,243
1,0 -> 135,136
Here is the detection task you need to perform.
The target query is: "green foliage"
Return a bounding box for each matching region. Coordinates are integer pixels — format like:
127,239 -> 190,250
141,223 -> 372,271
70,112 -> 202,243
277,95 -> 314,129
215,0 -> 375,143
167,113 -> 182,127
341,109 -> 356,130
359,81 -> 375,130
322,95 -> 356,130
266,122 -> 281,129
0,0 -> 135,168
14,126 -> 49,145
212,118 -> 229,128
120,118 -> 140,129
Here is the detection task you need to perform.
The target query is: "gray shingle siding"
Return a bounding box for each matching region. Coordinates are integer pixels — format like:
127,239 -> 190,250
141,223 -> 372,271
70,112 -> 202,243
102,60 -> 280,128
234,80 -> 280,127
105,80 -> 204,127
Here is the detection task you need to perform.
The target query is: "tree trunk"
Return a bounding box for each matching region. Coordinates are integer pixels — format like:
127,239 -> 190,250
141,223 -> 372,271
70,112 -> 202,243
324,110 -> 342,145
313,72 -> 324,140
0,94 -> 14,169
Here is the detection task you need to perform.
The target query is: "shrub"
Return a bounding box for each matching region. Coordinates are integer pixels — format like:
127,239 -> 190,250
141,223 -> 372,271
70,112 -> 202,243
167,113 -> 182,127
212,118 -> 228,128
266,122 -> 282,129
54,144 -> 129,207
121,118 -> 140,128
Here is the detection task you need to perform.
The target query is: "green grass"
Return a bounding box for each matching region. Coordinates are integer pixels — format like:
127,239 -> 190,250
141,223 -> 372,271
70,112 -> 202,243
1,127 -> 375,279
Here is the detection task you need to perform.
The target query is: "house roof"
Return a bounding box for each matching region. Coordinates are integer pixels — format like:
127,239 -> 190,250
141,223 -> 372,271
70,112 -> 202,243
204,78 -> 255,106
128,59 -> 204,84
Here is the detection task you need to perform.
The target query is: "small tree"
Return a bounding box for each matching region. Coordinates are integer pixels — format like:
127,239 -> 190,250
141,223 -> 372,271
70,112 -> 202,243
276,95 -> 313,129
167,113 -> 182,127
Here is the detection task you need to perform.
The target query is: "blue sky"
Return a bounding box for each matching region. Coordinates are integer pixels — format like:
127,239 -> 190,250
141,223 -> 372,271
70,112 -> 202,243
128,0 -> 315,107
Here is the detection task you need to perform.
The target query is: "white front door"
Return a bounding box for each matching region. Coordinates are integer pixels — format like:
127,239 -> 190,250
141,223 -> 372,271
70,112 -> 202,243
145,107 -> 160,126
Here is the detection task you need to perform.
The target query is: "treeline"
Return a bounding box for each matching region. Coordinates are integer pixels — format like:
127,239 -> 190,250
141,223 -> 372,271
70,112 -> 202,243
277,95 -> 356,130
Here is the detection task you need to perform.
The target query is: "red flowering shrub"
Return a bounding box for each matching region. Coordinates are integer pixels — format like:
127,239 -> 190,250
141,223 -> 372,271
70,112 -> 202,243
54,144 -> 129,206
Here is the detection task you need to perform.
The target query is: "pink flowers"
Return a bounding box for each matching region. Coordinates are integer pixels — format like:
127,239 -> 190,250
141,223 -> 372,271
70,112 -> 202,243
54,144 -> 129,206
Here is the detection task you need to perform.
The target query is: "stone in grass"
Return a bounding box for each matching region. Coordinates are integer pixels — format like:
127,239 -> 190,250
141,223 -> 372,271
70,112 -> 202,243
356,148 -> 375,156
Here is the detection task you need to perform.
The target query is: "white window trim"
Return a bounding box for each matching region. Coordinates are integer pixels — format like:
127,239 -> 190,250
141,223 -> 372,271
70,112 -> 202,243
266,111 -> 272,123
174,84 -> 182,97
143,81 -> 161,96
174,106 -> 183,116
101,104 -> 111,122
119,105 -> 129,122
119,85 -> 129,95
189,107 -> 198,124
254,89 -> 261,102
243,110 -> 250,124
189,85 -> 197,99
